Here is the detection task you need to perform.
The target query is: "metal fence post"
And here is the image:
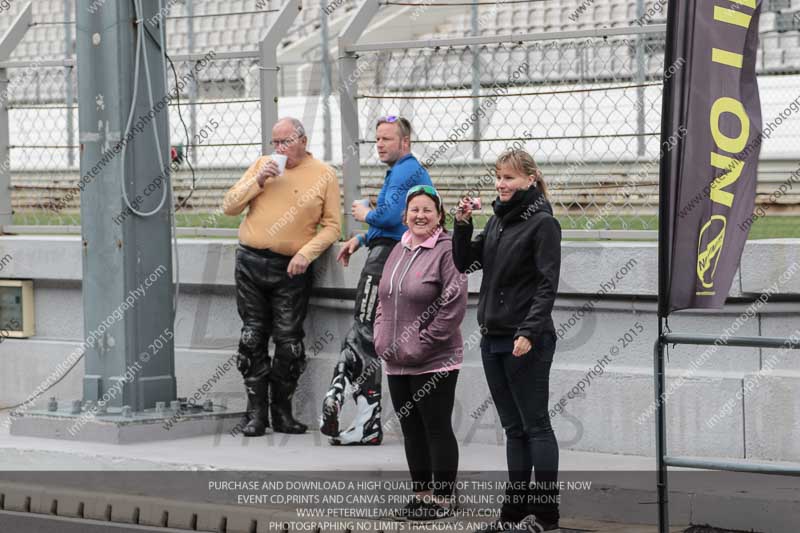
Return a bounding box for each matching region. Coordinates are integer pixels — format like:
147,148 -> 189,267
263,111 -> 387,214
338,0 -> 380,238
0,3 -> 33,232
635,0 -> 646,157
259,0 -> 302,156
321,0 -> 333,162
654,335 -> 669,532
470,0 -> 481,160
64,0 -> 75,168
187,0 -> 198,167
0,68 -> 11,232
657,0 -> 677,527
0,69 -> 12,231
339,53 -> 360,238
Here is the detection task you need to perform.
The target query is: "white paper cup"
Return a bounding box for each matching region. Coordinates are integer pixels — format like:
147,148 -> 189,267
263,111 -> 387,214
272,154 -> 288,175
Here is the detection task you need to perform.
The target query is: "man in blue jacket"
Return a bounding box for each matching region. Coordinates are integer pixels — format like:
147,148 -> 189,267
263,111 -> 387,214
320,116 -> 433,445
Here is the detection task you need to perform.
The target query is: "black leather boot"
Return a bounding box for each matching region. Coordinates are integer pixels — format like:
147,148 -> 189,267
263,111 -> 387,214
239,396 -> 252,429
270,379 -> 307,434
242,378 -> 270,437
320,362 -> 349,437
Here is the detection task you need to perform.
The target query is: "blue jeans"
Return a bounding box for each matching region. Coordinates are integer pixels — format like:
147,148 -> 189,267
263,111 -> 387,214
481,332 -> 559,523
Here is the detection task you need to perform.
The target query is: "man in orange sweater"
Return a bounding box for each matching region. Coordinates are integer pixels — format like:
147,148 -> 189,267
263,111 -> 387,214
223,117 -> 341,436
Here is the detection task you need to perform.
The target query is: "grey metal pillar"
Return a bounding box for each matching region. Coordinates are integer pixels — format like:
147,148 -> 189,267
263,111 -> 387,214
64,0 -> 75,167
187,0 -> 198,166
339,0 -> 380,238
654,335 -> 669,532
0,69 -> 11,231
580,43 -> 587,158
339,53 -> 359,239
259,0 -> 302,156
339,55 -> 359,238
470,0 -> 481,160
76,0 -> 176,410
0,67 -> 11,231
321,0 -> 333,161
635,0 -> 646,157
0,4 -> 32,231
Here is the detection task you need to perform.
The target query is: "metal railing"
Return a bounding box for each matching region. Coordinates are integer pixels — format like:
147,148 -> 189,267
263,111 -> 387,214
1,0 -> 305,230
336,2 -> 800,238
1,0 -> 800,236
337,1 -> 672,237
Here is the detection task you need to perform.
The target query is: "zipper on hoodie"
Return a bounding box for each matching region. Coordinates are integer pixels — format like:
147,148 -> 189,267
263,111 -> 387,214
388,249 -> 406,369
394,283 -> 401,375
389,246 -> 423,376
388,248 -> 407,375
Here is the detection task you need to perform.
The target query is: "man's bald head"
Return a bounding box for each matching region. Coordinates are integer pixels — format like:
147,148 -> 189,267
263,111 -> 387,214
271,117 -> 308,169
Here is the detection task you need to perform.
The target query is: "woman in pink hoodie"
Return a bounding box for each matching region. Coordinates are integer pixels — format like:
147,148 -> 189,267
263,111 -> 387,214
374,185 -> 468,522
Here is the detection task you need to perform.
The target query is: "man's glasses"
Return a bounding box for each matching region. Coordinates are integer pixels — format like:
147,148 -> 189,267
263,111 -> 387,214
376,115 -> 409,128
270,134 -> 305,148
270,139 -> 295,148
376,115 -> 412,137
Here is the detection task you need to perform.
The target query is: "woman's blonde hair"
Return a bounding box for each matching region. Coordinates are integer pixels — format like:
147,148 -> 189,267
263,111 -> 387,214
495,149 -> 548,199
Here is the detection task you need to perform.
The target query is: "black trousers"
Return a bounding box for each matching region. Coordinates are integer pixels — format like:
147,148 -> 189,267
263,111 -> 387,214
387,370 -> 460,497
234,244 -> 312,387
334,238 -> 396,396
481,333 -> 559,523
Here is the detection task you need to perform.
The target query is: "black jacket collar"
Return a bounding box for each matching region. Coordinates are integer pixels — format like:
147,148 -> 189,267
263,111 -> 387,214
492,186 -> 552,224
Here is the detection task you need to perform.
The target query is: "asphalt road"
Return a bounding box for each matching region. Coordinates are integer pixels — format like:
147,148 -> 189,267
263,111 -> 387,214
0,511 -> 192,533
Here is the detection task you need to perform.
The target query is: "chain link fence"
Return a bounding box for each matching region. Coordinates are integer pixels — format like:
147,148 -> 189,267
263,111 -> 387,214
355,34 -> 666,232
1,0 -> 328,230
5,62 -> 79,226
167,53 -> 263,228
3,2 -> 800,237
352,28 -> 800,234
5,53 -> 266,227
4,52 -> 336,229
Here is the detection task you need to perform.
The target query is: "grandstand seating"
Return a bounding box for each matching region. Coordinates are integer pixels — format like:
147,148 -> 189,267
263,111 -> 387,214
0,0 -> 796,67
3,1 -> 799,218
0,0 -> 358,60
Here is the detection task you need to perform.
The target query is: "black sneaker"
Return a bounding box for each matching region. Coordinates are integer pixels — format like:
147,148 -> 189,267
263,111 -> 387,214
443,488 -> 460,512
390,498 -> 422,521
408,500 -> 454,521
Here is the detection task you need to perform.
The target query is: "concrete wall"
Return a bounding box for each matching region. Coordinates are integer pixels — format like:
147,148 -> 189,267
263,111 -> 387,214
1,236 -> 799,462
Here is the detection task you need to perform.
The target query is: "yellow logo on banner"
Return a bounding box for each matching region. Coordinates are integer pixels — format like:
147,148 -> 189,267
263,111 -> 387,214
696,215 -> 726,293
693,2 -> 757,298
693,0 -> 757,298
695,98 -> 750,295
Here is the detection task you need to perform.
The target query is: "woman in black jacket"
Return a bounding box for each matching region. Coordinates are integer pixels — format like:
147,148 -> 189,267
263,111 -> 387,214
453,149 -> 561,532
